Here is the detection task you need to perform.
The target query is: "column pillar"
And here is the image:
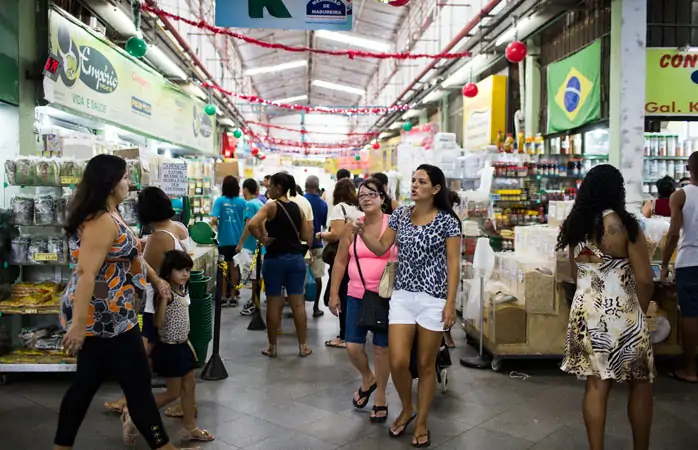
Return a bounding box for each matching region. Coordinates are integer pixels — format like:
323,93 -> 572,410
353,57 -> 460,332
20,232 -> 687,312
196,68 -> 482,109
18,0 -> 38,155
608,0 -> 646,210
440,94 -> 449,133
524,38 -> 541,136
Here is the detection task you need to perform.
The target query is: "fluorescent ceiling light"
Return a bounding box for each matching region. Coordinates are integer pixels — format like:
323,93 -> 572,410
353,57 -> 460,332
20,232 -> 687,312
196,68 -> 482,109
146,45 -> 188,80
245,60 -> 307,76
181,83 -> 208,101
312,79 -> 365,96
91,4 -> 137,37
401,109 -> 422,120
389,122 -> 403,130
273,95 -> 308,103
495,17 -> 534,46
218,118 -> 235,127
421,89 -> 447,105
316,30 -> 391,52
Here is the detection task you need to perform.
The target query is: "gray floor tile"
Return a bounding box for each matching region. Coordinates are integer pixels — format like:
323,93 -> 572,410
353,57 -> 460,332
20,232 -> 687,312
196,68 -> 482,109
243,429 -> 338,450
247,399 -> 332,428
296,413 -> 380,446
438,426 -> 535,450
212,414 -> 290,448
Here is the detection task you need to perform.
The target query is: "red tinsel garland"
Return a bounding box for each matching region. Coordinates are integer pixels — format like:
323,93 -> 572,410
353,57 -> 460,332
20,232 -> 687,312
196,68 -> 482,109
241,127 -> 365,150
247,121 -> 377,137
205,83 -> 410,115
141,3 -> 471,60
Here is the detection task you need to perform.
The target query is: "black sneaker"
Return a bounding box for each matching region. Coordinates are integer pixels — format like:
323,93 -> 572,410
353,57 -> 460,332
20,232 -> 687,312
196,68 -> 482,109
240,303 -> 256,316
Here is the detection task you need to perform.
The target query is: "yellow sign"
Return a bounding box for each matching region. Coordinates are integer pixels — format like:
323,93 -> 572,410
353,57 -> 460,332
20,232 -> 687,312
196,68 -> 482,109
462,75 -> 507,150
324,158 -> 338,175
646,48 -> 698,115
243,167 -> 254,178
34,253 -> 58,262
60,176 -> 80,185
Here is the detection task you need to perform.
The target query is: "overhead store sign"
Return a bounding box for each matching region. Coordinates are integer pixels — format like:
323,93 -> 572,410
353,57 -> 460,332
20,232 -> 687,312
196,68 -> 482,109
646,48 -> 698,115
462,75 -> 507,150
546,40 -> 601,133
216,0 -> 353,30
43,9 -> 215,153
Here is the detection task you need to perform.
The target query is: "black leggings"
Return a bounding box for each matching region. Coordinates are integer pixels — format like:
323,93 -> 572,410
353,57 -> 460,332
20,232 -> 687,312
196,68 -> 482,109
326,263 -> 350,340
54,327 -> 169,449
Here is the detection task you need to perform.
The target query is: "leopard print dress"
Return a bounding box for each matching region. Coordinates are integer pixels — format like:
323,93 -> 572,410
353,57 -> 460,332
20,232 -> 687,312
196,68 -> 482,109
561,239 -> 655,382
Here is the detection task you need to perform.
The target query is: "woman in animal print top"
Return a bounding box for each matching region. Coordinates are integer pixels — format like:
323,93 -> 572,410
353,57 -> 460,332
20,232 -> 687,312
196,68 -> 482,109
356,164 -> 461,448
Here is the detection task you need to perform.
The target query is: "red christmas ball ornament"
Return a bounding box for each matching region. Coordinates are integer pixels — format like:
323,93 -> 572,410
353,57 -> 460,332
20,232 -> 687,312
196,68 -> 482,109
372,142 -> 380,150
260,155 -> 266,160
462,82 -> 478,98
388,0 -> 410,6
251,147 -> 259,156
505,40 -> 527,64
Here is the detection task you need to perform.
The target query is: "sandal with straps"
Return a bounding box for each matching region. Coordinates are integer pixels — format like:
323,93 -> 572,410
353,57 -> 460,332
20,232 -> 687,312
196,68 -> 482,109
370,405 -> 388,423
120,410 -> 138,446
104,399 -> 126,413
352,382 -> 377,409
165,404 -> 199,418
182,427 -> 215,442
412,430 -> 430,448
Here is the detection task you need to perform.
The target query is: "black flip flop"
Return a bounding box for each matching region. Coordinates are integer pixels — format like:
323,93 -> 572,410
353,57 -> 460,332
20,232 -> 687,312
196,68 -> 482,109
413,430 -> 430,448
668,371 -> 698,384
389,413 -> 417,437
352,382 -> 377,409
324,339 -> 346,348
370,405 -> 388,423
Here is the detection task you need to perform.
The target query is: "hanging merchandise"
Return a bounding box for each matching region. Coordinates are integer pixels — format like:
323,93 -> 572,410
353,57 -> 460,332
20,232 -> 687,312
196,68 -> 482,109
505,41 -> 527,64
126,1 -> 147,58
462,82 -> 478,98
204,83 -> 411,115
141,4 -> 472,60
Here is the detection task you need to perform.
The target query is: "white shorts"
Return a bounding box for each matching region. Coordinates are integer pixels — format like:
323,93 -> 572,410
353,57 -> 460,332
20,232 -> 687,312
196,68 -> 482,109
389,289 -> 447,332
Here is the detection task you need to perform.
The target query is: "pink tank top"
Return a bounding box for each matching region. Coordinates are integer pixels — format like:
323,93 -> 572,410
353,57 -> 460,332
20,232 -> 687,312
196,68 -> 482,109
347,215 -> 393,299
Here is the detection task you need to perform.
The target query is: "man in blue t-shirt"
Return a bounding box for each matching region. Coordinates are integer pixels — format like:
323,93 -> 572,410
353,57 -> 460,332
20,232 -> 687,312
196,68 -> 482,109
304,175 -> 328,317
211,175 -> 247,305
236,178 -> 265,315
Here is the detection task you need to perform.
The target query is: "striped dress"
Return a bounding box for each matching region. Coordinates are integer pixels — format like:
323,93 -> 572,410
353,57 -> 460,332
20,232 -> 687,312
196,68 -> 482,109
561,230 -> 655,382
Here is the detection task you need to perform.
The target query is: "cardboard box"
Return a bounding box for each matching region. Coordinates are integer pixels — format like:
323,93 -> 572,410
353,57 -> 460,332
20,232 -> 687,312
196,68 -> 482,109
214,160 -> 239,185
113,148 -> 152,186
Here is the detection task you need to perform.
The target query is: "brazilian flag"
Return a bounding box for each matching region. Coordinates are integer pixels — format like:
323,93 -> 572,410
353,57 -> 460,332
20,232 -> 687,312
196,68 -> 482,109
547,40 -> 601,133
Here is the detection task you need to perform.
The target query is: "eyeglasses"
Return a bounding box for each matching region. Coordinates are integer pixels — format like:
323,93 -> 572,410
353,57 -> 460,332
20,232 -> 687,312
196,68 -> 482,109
358,192 -> 380,201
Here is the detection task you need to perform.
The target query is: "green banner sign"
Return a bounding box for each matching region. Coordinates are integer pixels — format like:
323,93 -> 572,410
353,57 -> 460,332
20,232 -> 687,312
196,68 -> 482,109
546,40 -> 601,133
44,8 -> 215,153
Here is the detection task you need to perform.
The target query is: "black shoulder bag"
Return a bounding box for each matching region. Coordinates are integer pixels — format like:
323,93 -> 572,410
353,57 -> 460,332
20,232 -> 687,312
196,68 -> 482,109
321,204 -> 346,264
354,234 -> 390,332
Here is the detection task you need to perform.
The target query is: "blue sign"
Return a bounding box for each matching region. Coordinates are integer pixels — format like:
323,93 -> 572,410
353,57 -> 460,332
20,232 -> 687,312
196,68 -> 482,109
216,0 -> 353,31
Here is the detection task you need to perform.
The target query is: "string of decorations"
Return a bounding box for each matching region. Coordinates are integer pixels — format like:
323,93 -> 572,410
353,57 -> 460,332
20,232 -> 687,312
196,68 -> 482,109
140,3 -> 471,60
246,121 -> 378,137
203,83 -> 412,115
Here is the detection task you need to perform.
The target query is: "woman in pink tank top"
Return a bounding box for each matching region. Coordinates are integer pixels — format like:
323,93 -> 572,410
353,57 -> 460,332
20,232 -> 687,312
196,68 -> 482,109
329,178 -> 394,423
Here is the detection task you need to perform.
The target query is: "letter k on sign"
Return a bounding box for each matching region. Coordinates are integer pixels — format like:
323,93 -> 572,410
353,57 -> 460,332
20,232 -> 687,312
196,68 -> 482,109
249,0 -> 292,18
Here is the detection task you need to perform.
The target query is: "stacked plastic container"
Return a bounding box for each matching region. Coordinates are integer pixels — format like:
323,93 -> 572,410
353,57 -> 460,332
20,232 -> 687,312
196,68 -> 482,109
188,270 -> 213,368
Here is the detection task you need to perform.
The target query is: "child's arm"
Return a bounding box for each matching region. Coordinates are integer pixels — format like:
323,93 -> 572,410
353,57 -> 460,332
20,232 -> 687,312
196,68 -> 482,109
153,292 -> 169,329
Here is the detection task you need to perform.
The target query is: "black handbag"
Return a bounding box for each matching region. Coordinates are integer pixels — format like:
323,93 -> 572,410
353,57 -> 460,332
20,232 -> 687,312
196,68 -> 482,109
322,205 -> 346,264
354,235 -> 390,332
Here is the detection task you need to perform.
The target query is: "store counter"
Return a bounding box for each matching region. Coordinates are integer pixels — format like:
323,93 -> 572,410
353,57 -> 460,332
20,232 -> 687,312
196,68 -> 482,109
189,245 -> 218,291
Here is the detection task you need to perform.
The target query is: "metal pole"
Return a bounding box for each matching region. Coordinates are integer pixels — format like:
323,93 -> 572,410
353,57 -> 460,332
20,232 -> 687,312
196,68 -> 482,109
201,253 -> 229,380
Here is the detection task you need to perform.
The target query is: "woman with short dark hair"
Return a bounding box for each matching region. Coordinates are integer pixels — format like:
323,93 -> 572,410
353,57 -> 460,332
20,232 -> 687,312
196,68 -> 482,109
642,175 -> 676,218
54,155 -> 187,450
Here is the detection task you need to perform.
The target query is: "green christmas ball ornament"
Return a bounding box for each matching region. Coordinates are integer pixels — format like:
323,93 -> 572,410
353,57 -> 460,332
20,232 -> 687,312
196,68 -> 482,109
355,154 -> 361,161
125,36 -> 147,58
402,121 -> 413,132
204,104 -> 217,116
233,129 -> 243,139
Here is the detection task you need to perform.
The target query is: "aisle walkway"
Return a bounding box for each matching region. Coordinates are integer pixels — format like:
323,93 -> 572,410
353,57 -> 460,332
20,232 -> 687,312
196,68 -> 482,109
1,299 -> 697,449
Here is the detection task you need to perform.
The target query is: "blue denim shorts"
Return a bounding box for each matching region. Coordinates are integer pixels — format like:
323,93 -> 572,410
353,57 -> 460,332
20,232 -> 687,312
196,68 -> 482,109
345,295 -> 388,348
262,253 -> 306,297
676,266 -> 698,318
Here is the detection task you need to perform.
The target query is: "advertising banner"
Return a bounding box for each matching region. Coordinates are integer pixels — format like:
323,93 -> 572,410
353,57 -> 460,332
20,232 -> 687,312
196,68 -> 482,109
462,75 -> 507,150
44,9 -> 215,153
546,40 -> 601,133
646,48 -> 698,116
216,0 -> 352,31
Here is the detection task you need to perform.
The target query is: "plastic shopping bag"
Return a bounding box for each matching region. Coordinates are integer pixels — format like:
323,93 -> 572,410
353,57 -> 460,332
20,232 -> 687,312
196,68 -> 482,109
304,267 -> 317,302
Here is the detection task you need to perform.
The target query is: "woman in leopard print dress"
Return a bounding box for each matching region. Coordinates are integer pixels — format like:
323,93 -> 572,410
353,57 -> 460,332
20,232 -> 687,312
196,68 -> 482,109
556,165 -> 654,450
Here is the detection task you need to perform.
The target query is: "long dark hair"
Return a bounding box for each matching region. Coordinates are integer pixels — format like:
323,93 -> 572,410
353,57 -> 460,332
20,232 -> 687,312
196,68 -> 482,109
270,172 -> 297,197
556,164 -> 639,250
415,164 -> 461,229
371,172 -> 395,213
159,250 -> 193,291
222,176 -> 240,198
65,154 -> 126,235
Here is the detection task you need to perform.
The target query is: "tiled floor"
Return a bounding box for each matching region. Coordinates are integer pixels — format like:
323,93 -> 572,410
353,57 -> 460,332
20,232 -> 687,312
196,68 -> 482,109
1,296 -> 698,449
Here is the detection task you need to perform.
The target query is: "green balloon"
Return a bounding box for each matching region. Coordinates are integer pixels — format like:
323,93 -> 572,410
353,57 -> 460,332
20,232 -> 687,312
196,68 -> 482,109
355,154 -> 361,161
233,129 -> 243,139
402,121 -> 413,132
204,104 -> 217,116
125,36 -> 147,58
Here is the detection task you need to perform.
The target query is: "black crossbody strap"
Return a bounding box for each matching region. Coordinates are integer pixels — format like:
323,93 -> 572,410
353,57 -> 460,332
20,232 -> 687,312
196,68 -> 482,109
353,234 -> 367,288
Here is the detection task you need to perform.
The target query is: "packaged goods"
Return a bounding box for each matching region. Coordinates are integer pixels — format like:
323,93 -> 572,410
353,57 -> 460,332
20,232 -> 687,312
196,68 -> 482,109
11,197 -> 34,225
34,195 -> 56,225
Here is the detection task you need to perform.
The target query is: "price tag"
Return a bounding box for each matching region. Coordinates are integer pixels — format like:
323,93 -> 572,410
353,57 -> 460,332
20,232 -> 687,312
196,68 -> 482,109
34,253 -> 58,262
24,308 -> 38,314
61,176 -> 80,185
